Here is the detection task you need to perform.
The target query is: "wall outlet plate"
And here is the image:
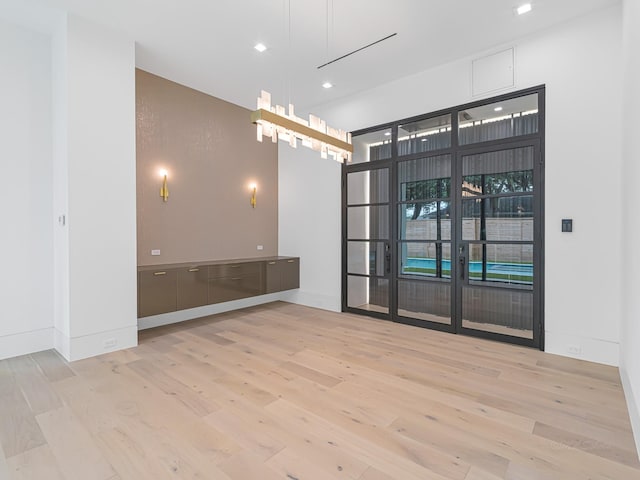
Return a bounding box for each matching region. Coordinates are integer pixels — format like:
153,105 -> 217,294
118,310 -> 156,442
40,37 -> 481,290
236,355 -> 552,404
151,249 -> 161,255
567,344 -> 582,355
257,245 -> 264,250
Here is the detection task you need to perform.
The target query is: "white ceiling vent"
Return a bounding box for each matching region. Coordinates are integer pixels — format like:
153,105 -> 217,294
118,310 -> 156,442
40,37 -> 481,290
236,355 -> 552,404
472,48 -> 515,97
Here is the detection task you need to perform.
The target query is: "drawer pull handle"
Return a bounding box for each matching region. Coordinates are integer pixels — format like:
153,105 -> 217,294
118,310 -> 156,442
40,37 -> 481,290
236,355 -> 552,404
153,271 -> 167,276
188,268 -> 199,272
231,277 -> 242,281
230,265 -> 240,268
268,262 -> 276,265
287,260 -> 295,263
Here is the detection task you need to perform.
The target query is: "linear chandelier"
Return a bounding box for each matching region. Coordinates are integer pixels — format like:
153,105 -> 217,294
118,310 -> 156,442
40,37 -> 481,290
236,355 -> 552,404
251,90 -> 353,163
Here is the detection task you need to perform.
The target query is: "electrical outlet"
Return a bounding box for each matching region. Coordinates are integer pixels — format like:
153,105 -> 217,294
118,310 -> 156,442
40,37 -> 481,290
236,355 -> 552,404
567,344 -> 582,355
103,338 -> 117,349
151,249 -> 161,256
257,245 -> 264,251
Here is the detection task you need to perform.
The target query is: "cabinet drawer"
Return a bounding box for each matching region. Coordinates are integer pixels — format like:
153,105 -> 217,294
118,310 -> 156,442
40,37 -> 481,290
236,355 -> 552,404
208,274 -> 262,304
138,269 -> 177,317
177,266 -> 208,310
208,262 -> 262,279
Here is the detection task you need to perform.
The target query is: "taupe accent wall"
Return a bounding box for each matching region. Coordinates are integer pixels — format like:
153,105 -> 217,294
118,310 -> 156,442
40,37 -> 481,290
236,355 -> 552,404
136,69 -> 278,266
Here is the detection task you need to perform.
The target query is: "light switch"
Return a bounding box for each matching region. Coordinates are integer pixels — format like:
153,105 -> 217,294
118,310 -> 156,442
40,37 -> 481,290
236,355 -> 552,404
151,249 -> 161,256
561,219 -> 573,233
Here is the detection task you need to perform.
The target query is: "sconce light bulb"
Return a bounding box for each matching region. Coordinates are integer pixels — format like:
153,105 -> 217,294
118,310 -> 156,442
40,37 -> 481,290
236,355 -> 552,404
250,183 -> 257,208
160,170 -> 169,202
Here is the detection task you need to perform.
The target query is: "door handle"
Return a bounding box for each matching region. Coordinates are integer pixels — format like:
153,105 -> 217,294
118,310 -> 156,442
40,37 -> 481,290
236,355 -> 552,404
385,243 -> 391,275
459,245 -> 466,280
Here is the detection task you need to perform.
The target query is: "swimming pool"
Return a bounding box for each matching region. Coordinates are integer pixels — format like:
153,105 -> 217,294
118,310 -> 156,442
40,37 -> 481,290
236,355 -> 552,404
405,257 -> 533,278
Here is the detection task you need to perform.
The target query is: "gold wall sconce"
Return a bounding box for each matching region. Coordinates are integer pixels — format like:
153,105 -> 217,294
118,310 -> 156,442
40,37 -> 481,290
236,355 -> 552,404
159,169 -> 169,202
250,183 -> 257,208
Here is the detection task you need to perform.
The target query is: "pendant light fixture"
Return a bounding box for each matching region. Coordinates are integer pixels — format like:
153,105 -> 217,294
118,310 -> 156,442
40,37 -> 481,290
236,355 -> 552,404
250,0 -> 352,163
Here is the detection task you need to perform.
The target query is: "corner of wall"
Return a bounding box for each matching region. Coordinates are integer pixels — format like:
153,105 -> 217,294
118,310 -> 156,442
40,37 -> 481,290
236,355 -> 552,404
620,366 -> 640,459
54,328 -> 70,361
279,290 -> 341,312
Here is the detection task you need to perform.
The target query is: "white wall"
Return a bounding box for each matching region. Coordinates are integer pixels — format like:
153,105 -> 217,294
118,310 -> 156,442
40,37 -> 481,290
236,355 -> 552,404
279,145 -> 342,311
281,6 -> 624,365
53,14 -> 138,360
621,0 -> 640,457
0,18 -> 54,360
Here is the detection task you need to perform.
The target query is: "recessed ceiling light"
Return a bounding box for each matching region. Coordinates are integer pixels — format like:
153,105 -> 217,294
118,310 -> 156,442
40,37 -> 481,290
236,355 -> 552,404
517,3 -> 532,15
254,43 -> 267,53
494,106 -> 503,112
322,82 -> 333,89
384,132 -> 391,136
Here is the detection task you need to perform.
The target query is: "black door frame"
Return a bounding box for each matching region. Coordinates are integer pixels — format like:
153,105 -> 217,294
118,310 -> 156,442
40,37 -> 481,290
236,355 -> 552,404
342,85 -> 545,350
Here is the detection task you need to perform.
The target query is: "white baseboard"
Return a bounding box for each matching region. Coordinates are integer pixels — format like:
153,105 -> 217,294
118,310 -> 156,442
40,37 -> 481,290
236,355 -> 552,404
0,328 -> 54,360
620,367 -> 640,460
280,290 -> 341,312
545,330 -> 620,366
138,292 -> 289,330
54,325 -> 138,362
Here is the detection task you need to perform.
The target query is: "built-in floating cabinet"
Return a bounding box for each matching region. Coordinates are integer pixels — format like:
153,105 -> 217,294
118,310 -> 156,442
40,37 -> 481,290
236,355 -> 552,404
138,257 -> 300,318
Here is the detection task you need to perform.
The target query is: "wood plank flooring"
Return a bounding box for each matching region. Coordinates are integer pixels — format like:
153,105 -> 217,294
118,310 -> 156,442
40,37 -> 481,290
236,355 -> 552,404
0,301 -> 638,479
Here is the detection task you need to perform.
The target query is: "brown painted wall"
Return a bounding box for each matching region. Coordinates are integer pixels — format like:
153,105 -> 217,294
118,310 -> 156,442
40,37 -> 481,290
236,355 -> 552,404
136,69 -> 278,266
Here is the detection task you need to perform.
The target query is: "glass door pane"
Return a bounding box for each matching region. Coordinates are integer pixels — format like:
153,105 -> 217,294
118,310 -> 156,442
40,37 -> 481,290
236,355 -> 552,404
345,166 -> 391,315
459,146 -> 536,339
397,154 -> 452,326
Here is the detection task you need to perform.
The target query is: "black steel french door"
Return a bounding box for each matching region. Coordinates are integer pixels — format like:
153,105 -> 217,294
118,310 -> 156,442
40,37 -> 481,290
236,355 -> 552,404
454,140 -> 542,346
344,161 -> 393,319
343,87 -> 544,349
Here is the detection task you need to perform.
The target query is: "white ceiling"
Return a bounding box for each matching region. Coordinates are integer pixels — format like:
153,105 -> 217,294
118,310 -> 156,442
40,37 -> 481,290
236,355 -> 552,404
3,0 -> 620,112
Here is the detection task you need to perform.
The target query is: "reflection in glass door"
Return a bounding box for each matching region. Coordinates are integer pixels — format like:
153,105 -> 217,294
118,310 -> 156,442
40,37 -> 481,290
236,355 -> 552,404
345,165 -> 391,316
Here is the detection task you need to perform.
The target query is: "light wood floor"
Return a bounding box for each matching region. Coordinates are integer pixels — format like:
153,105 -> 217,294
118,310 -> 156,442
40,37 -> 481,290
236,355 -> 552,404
1,301 -> 638,480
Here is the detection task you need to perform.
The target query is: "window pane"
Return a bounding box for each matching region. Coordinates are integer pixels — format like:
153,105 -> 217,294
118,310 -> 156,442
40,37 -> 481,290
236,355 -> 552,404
462,196 -> 533,241
347,169 -> 389,205
347,276 -> 389,313
462,170 -> 533,197
347,241 -> 386,276
399,155 -> 451,201
398,279 -> 451,325
352,128 -> 392,163
347,205 -> 389,240
458,93 -> 538,145
399,242 -> 451,278
398,114 -> 451,155
400,202 -> 451,241
462,147 -> 534,178
467,243 -> 533,286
